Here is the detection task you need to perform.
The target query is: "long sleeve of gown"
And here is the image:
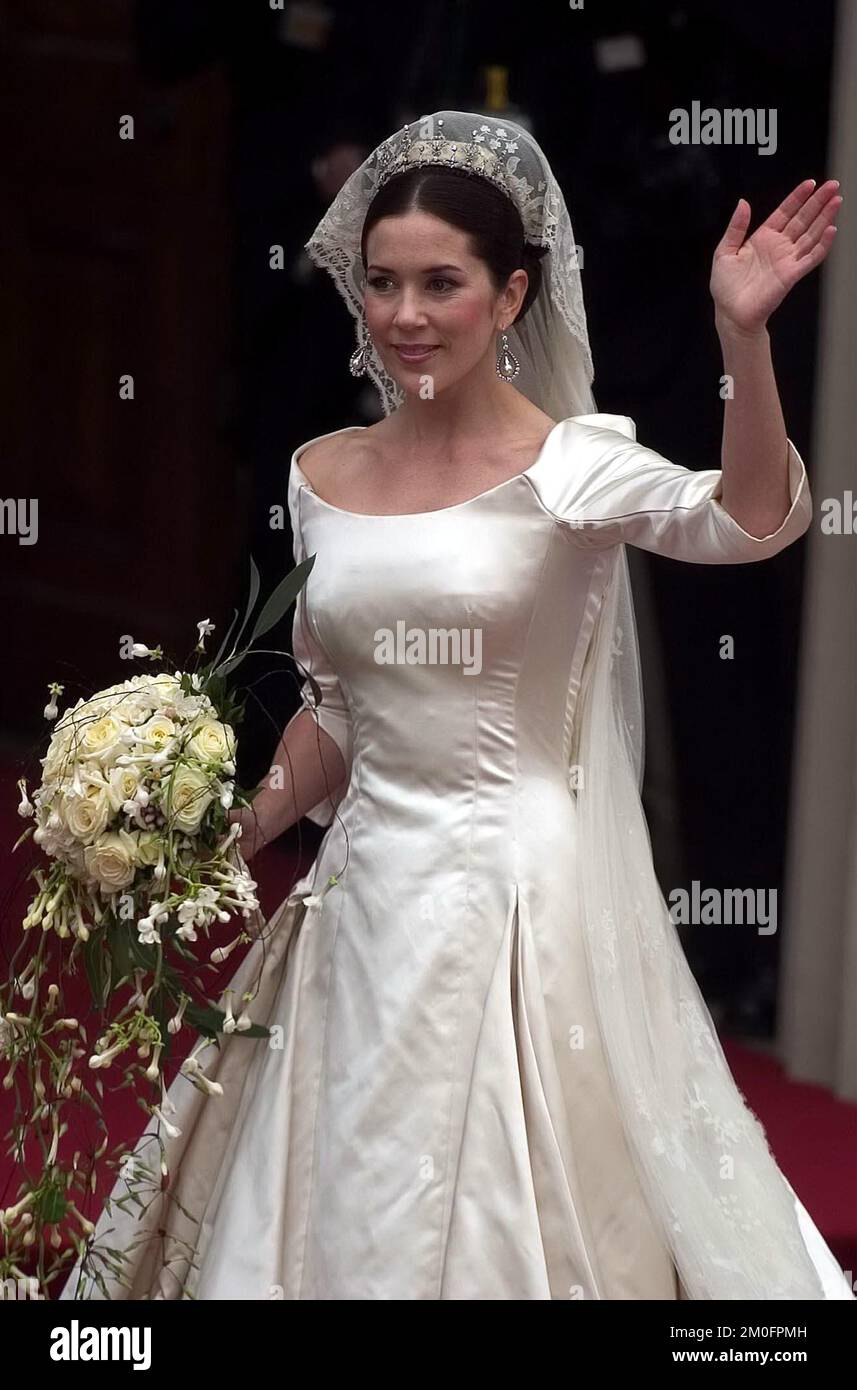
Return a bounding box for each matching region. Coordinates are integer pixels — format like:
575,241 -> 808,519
285,471 -> 353,827
532,414 -> 812,563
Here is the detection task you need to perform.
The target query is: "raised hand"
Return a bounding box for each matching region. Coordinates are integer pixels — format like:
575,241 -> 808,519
710,179 -> 842,335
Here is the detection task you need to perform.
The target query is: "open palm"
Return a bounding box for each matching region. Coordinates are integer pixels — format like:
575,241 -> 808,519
710,179 -> 842,334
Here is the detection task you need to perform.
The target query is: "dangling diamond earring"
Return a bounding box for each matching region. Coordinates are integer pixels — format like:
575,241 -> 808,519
496,329 -> 520,382
349,318 -> 372,377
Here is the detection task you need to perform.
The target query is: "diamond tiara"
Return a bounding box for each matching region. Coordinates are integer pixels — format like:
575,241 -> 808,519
375,116 -> 520,207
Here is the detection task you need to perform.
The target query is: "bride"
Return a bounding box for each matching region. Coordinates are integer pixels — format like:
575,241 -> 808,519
61,110 -> 850,1301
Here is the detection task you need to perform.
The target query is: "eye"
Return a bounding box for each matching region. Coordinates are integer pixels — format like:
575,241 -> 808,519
366,275 -> 458,293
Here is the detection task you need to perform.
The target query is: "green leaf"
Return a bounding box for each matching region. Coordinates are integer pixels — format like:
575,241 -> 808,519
249,555 -> 314,645
127,929 -> 158,974
204,671 -> 227,717
216,557 -> 315,680
209,606 -> 240,673
11,826 -> 34,853
183,1000 -> 224,1039
107,920 -> 134,981
82,936 -> 108,1009
184,999 -> 270,1041
230,553 -> 262,658
209,553 -> 262,679
41,1185 -> 68,1224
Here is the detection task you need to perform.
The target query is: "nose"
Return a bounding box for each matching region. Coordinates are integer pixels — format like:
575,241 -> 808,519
391,286 -> 430,329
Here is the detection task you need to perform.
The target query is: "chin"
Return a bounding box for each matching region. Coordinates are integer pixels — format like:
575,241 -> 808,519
387,355 -> 477,398
384,361 -> 449,396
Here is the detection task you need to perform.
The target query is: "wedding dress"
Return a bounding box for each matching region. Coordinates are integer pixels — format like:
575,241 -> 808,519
59,413 -> 854,1301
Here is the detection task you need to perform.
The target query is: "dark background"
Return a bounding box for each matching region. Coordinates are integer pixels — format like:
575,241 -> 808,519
0,0 -> 836,1035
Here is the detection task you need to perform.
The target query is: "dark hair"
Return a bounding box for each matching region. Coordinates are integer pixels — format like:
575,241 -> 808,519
360,166 -> 548,325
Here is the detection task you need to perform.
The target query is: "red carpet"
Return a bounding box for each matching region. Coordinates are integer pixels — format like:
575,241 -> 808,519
722,1039 -> 857,1277
1,751 -> 854,1291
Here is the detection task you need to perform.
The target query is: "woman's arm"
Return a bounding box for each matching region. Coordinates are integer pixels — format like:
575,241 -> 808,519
717,322 -> 790,539
229,709 -> 347,861
710,179 -> 841,538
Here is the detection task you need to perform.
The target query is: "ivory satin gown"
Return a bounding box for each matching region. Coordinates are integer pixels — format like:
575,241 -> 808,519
59,413 -> 852,1300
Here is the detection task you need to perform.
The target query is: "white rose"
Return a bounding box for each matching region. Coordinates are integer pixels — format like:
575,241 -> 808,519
186,719 -> 236,764
165,766 -> 214,834
136,714 -> 176,751
78,713 -> 125,765
133,830 -> 162,867
61,786 -> 112,843
56,691 -> 123,731
83,829 -> 137,890
107,765 -> 141,813
132,674 -> 179,706
42,725 -> 75,781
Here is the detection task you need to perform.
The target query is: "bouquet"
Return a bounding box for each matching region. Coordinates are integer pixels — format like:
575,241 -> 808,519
0,557 -> 314,1297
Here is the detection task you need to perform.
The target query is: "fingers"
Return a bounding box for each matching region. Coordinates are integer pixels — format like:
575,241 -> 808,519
761,178 -> 817,234
714,198 -> 752,256
791,228 -> 838,279
764,178 -> 841,239
794,191 -> 842,259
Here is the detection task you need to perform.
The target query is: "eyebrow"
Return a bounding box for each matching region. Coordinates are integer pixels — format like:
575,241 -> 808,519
366,263 -> 465,275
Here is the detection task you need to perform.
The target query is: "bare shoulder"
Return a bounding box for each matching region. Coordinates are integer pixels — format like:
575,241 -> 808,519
296,429 -> 365,490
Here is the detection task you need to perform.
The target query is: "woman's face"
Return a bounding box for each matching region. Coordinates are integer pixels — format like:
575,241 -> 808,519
362,210 -> 527,397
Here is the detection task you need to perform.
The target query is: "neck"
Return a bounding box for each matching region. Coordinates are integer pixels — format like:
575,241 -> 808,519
388,354 -> 529,452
